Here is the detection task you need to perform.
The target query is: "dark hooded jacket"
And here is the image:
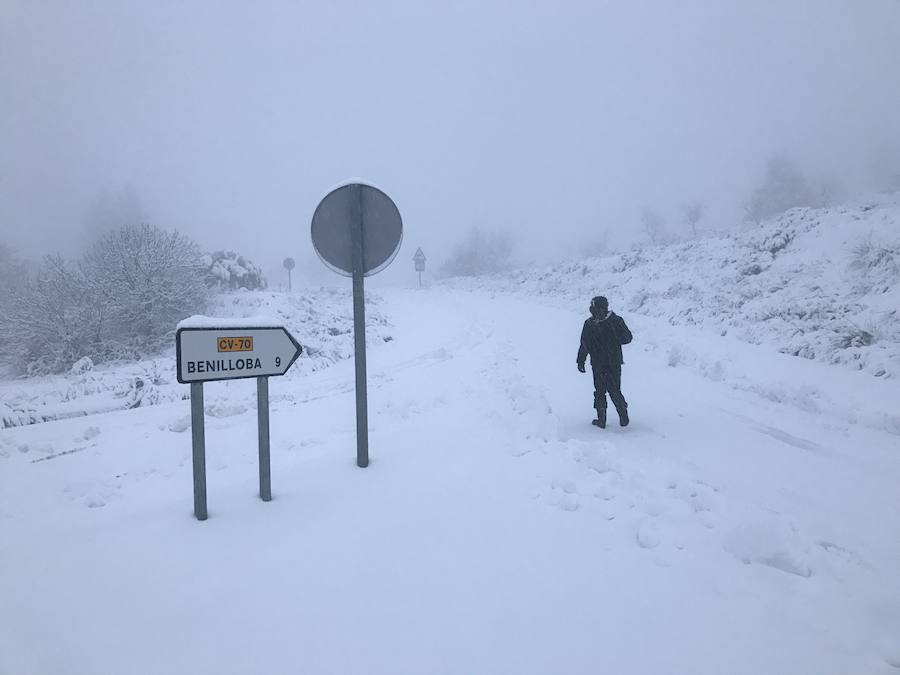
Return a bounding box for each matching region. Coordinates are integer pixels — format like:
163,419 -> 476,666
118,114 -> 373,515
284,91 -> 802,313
577,311 -> 633,368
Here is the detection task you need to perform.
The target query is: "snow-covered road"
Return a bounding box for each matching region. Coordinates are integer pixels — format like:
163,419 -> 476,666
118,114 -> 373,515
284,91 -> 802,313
2,288 -> 899,674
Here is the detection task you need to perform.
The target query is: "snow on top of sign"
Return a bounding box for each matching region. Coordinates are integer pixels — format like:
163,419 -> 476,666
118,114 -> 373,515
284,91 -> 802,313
323,177 -> 389,196
176,315 -> 283,330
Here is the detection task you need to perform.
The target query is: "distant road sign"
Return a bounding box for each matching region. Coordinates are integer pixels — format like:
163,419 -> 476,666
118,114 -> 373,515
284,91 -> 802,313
176,325 -> 302,384
311,182 -> 403,277
283,257 -> 296,291
413,247 -> 426,272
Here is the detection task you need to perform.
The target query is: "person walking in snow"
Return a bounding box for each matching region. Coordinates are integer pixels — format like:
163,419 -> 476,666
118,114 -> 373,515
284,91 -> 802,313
577,295 -> 633,428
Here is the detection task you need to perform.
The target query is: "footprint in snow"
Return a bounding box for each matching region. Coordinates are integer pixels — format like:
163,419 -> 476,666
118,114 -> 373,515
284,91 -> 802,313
82,426 -> 101,441
636,521 -> 661,549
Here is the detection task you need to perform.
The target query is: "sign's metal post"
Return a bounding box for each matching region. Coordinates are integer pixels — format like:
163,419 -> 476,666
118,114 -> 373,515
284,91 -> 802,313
257,376 -> 271,501
190,382 -> 207,520
351,184 -> 370,468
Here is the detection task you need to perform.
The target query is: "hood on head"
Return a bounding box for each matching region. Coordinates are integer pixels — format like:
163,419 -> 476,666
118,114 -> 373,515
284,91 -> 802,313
590,295 -> 609,317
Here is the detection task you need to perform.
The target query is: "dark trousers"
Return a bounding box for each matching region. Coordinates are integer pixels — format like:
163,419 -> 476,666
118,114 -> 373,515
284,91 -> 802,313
592,363 -> 627,414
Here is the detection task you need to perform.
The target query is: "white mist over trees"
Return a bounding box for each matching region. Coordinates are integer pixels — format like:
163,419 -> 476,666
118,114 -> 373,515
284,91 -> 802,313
743,155 -> 816,226
82,186 -> 145,241
681,202 -> 706,238
641,208 -> 667,246
438,227 -> 515,278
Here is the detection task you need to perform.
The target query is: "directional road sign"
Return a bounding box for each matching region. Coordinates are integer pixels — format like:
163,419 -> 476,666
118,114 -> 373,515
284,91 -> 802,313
176,325 -> 303,384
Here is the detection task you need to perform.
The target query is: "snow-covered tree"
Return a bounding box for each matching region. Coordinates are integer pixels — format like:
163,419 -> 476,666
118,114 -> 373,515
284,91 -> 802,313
204,250 -> 267,291
81,224 -> 209,350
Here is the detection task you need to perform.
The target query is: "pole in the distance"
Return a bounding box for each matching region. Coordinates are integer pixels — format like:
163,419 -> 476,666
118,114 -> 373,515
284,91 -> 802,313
257,376 -> 272,501
191,382 -> 207,520
351,184 -> 369,468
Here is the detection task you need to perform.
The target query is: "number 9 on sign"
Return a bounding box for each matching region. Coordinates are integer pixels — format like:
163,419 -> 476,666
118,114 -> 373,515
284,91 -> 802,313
275,357 -> 281,368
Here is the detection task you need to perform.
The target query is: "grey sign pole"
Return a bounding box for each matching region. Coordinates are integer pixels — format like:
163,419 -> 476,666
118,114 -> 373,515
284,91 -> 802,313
257,376 -> 272,500
350,184 -> 369,467
191,382 -> 207,520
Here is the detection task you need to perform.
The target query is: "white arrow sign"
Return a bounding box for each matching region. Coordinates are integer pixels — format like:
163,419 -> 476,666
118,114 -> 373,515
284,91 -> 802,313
176,321 -> 303,384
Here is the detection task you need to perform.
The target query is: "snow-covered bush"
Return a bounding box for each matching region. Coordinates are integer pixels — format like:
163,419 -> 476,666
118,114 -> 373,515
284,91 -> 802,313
204,250 -> 267,291
438,227 -> 514,278
0,255 -> 105,375
81,224 -> 209,357
0,225 -> 209,375
850,235 -> 898,275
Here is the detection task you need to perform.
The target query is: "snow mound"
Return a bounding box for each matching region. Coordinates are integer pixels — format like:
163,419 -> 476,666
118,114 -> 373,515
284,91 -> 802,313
723,518 -> 814,577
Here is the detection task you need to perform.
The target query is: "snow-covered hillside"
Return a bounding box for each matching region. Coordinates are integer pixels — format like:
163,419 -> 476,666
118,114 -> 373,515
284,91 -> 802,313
451,193 -> 900,379
0,288 -> 392,428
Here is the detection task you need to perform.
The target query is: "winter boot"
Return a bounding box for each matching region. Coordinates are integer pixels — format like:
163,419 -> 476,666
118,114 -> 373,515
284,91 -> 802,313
618,406 -> 629,427
592,408 -> 607,429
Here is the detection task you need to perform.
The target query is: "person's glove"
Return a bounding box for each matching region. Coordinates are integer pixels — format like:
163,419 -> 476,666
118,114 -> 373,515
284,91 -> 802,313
577,363 -> 586,373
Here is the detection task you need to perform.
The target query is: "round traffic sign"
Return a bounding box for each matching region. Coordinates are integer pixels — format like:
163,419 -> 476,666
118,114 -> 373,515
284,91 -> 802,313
311,183 -> 403,277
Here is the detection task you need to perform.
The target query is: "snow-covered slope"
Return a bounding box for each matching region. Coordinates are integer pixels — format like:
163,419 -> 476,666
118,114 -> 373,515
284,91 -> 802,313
1,288 -> 899,674
451,193 -> 900,379
0,288 -> 392,428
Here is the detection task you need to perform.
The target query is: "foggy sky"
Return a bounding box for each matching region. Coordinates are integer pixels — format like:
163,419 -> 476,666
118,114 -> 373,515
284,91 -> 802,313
2,0 -> 899,285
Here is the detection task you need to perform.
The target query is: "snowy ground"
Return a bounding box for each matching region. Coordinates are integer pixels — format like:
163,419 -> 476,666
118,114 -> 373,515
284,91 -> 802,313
1,286 -> 899,674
